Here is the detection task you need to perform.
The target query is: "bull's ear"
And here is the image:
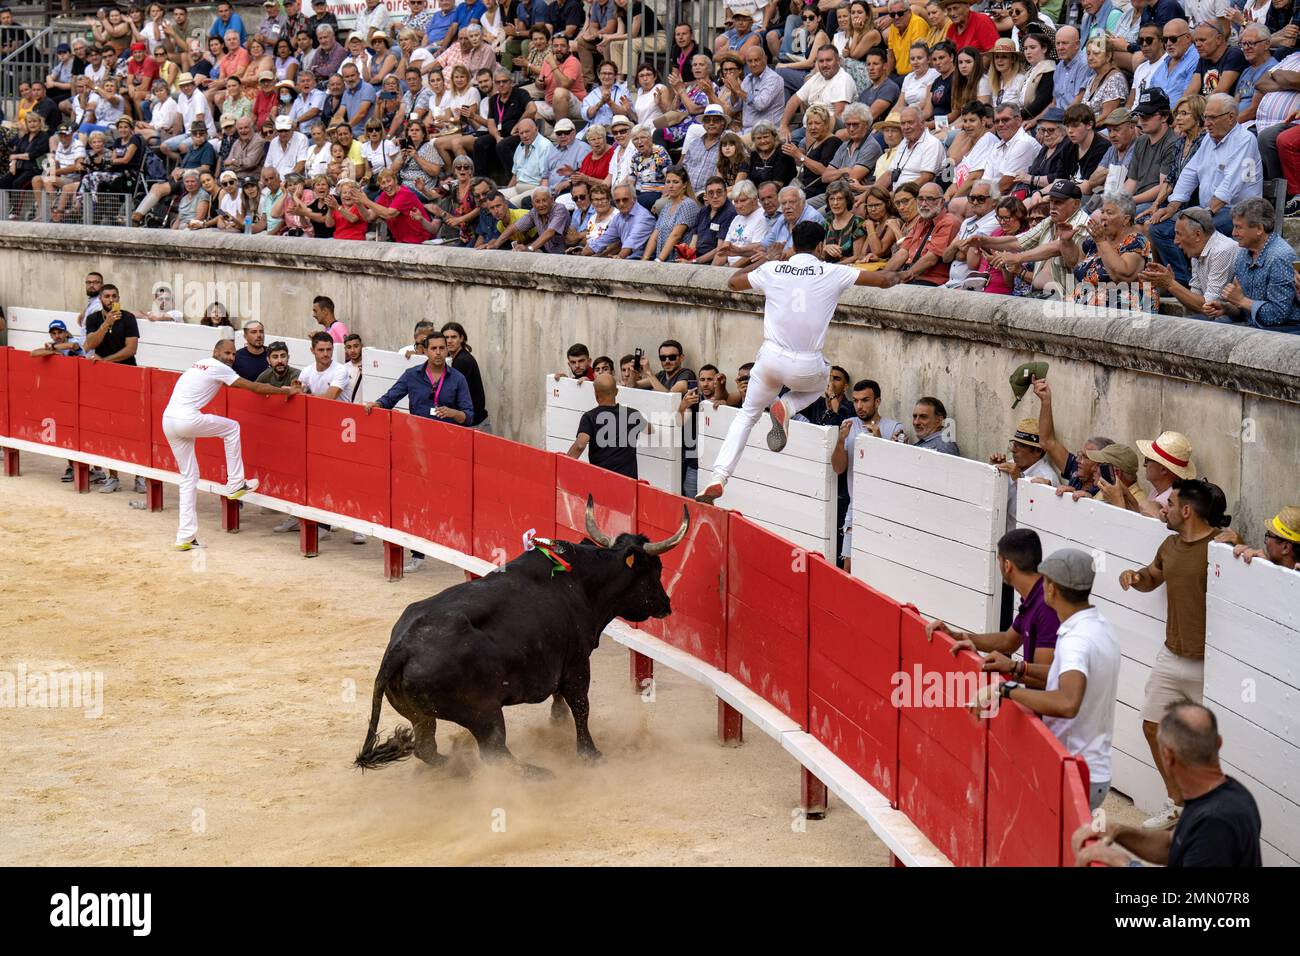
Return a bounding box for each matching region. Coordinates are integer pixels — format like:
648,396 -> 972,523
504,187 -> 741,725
625,552 -> 636,569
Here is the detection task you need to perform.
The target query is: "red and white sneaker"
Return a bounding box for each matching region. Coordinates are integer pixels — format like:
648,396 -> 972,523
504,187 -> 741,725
695,478 -> 726,504
767,399 -> 789,452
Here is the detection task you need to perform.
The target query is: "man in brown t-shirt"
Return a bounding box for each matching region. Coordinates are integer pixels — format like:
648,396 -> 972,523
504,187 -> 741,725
1120,479 -> 1227,831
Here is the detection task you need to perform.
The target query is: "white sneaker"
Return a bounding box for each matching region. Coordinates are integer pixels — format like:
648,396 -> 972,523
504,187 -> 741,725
272,517 -> 299,533
351,532 -> 367,545
88,467 -> 107,484
133,476 -> 145,493
403,556 -> 424,573
99,477 -> 120,493
1141,798 -> 1182,830
128,499 -> 147,510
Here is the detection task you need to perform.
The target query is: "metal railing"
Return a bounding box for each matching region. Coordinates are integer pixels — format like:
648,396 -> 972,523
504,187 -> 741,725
0,186 -> 133,226
0,21 -> 87,121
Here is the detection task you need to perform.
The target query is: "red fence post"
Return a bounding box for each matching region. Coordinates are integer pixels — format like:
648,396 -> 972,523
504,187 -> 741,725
300,520 -> 320,558
73,460 -> 89,492
801,768 -> 828,820
146,478 -> 164,512
221,497 -> 240,532
384,541 -> 404,581
3,447 -> 18,477
629,651 -> 653,693
717,700 -> 743,746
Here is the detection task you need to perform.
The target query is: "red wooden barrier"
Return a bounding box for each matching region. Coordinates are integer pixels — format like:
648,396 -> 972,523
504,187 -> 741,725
726,513 -> 809,728
226,388 -> 308,504
636,486 -> 727,671
1061,757 -> 1094,867
77,360 -> 151,466
985,699 -> 1070,866
150,368 -> 228,481
6,349 -> 79,450
808,556 -> 900,803
0,347 -> 11,438
896,608 -> 988,867
305,399 -> 391,525
472,430 -> 556,565
390,413 -> 473,554
554,454 -> 637,544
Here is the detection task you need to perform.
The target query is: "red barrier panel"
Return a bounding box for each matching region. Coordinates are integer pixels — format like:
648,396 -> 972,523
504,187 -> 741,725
985,700 -> 1069,866
1062,757 -> 1094,867
390,413 -> 473,554
726,513 -> 809,727
896,609 -> 988,867
0,347 -> 10,438
305,398 -> 390,525
472,430 -> 555,564
808,557 -> 900,803
226,388 -> 308,504
6,349 -> 79,450
77,360 -> 151,466
554,454 -> 637,544
150,368 -> 228,480
636,486 -> 727,671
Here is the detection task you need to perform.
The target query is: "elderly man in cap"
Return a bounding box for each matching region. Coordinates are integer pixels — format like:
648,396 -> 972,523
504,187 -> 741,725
134,120 -> 218,225
944,0 -> 1000,52
161,72 -> 215,159
1121,476 -> 1228,830
991,417 -> 1060,526
976,178 -> 1089,295
977,547 -> 1121,812
1140,207 -> 1238,315
265,114 -> 309,177
1081,107 -> 1139,207
32,124 -> 86,221
1220,506 -> 1300,570
718,2 -> 765,59
543,117 -> 591,198
1081,444 -> 1146,509
256,0 -> 290,45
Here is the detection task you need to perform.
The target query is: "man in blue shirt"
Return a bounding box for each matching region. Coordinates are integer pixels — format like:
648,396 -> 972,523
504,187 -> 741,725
1149,19 -> 1199,105
582,182 -> 655,257
424,0 -> 461,50
339,62 -> 377,137
366,332 -> 474,422
1149,92 -> 1262,285
1203,197 -> 1300,332
765,185 -> 827,254
1052,26 -> 1090,110
209,2 -> 247,44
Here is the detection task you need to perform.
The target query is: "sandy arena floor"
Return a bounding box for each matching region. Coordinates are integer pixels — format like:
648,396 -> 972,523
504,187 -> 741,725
0,455 -> 892,866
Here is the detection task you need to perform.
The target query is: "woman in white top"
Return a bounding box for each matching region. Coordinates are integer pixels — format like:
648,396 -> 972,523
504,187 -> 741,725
478,0 -> 507,52
425,69 -> 456,133
1002,0 -> 1056,50
631,63 -> 671,128
136,2 -> 169,50
360,121 -> 401,188
901,42 -> 939,111
1020,29 -> 1056,128
93,76 -> 126,128
986,39 -> 1028,110
433,64 -> 481,169
304,122 -> 332,177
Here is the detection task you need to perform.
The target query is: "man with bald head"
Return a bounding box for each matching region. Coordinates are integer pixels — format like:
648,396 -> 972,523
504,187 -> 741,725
875,107 -> 945,191
1149,19 -> 1201,105
567,372 -> 651,480
1052,26 -> 1089,110
1148,91 -> 1261,285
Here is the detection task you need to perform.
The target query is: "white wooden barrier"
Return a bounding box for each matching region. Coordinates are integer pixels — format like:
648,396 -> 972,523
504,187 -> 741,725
544,376 -> 683,495
850,434 -> 1005,633
1015,480 -> 1172,814
698,401 -> 837,559
7,306 -> 231,370
1205,541 -> 1300,866
360,346 -> 425,412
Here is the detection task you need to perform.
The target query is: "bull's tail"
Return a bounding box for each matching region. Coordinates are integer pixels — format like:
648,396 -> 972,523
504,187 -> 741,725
353,671 -> 415,771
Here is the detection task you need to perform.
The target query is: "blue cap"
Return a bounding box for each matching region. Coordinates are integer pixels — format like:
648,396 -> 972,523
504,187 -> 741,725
55,42 -> 71,54
1039,107 -> 1065,125
48,319 -> 68,332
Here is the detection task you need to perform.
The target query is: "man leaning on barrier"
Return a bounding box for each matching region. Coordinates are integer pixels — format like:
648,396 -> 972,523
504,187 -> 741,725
1217,506 -> 1300,570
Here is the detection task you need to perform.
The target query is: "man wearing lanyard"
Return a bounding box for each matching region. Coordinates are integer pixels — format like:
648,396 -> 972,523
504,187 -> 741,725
364,331 -> 474,573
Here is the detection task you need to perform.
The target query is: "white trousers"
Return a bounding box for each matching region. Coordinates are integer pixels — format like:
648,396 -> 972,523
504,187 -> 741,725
162,411 -> 245,544
708,342 -> 829,482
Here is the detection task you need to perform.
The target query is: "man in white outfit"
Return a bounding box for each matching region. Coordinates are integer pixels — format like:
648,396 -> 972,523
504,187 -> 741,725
163,338 -> 301,550
697,221 -> 897,504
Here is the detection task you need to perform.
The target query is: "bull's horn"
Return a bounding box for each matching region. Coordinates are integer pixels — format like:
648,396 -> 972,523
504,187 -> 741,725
643,506 -> 690,556
584,494 -> 613,548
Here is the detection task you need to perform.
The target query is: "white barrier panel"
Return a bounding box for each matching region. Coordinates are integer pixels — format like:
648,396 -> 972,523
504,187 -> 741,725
1205,541 -> 1300,866
698,401 -> 837,559
849,435 -> 1005,633
360,346 -> 425,411
1015,480 -> 1172,813
543,376 -> 683,495
5,307 -> 82,351
7,306 -> 228,369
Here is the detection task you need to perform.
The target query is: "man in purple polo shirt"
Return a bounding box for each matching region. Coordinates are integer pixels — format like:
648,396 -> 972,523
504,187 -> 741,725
924,528 -> 1060,684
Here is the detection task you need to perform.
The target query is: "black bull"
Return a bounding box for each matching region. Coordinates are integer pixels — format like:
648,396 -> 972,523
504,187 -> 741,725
355,496 -> 690,777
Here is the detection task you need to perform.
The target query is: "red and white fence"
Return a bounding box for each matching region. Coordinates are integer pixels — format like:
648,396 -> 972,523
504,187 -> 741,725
0,346 -> 1096,867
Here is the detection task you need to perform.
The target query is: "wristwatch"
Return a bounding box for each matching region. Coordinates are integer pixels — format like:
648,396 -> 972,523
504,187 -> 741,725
999,680 -> 1021,699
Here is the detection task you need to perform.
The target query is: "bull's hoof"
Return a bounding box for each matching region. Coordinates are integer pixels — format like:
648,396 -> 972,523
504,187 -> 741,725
577,748 -> 604,765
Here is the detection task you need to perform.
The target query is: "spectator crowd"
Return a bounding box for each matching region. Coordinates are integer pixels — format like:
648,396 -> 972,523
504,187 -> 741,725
4,0 -> 1300,328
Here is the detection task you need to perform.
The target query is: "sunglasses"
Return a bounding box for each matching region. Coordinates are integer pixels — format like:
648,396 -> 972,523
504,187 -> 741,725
970,194 -> 991,202
1139,35 -> 1157,45
659,353 -> 680,360
1163,33 -> 1186,44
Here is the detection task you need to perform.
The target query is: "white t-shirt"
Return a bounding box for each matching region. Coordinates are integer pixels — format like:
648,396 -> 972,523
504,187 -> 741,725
1041,606 -> 1121,785
746,252 -> 859,354
305,142 -> 332,177
1131,55 -> 1164,103
54,138 -> 87,172
901,68 -> 939,109
723,207 -> 769,264
889,130 -> 945,185
71,92 -> 103,126
983,127 -> 1040,183
148,97 -> 181,133
266,131 -> 311,177
298,361 -> 350,399
796,68 -> 858,109
361,138 -> 400,175
165,357 -> 239,416
634,85 -> 666,126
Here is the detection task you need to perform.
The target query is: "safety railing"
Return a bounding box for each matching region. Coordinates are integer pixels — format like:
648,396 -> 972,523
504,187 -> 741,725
0,342 -> 1098,867
0,187 -> 134,226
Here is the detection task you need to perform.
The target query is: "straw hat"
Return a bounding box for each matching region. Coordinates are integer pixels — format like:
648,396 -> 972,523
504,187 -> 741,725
1135,431 -> 1196,479
1269,507 -> 1300,544
1011,418 -> 1042,449
874,110 -> 902,131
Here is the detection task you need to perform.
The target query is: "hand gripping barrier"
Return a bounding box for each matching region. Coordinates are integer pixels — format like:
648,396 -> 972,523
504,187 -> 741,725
1,346 -> 1113,867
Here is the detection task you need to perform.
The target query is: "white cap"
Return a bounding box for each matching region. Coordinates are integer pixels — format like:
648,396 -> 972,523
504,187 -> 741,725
274,115 -> 293,131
